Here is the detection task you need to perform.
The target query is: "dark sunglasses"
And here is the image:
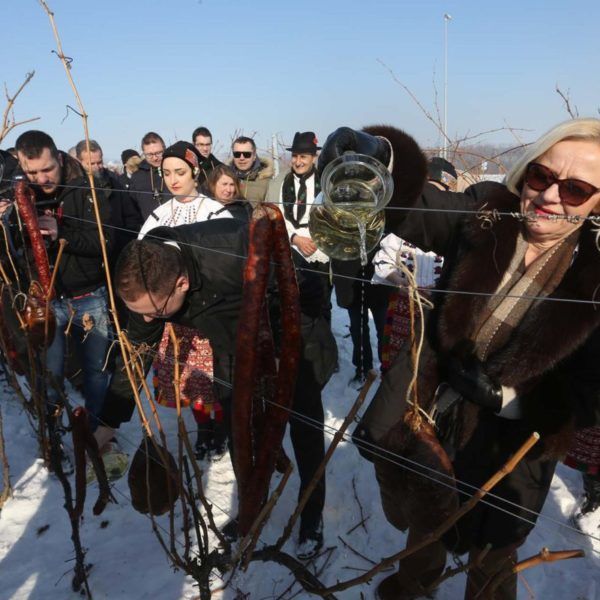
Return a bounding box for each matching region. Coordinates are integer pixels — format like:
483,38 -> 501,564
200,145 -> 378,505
233,151 -> 253,159
525,162 -> 600,206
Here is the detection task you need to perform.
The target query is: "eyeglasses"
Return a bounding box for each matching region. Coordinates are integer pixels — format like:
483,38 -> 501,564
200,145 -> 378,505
145,151 -> 164,159
233,151 -> 253,159
524,162 -> 600,206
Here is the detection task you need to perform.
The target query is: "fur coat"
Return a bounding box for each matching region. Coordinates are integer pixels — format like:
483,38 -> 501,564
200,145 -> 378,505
364,124 -> 600,459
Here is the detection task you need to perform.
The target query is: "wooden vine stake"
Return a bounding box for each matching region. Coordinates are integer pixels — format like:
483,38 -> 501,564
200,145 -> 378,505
480,547 -> 584,599
38,0 -> 146,434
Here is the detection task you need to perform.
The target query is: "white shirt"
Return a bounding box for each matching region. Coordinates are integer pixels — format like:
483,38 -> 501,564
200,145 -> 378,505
372,233 -> 443,288
138,194 -> 233,239
277,172 -> 329,264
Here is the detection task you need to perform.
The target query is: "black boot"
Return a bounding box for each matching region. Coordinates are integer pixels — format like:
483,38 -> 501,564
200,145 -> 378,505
572,473 -> 600,528
194,423 -> 212,461
220,518 -> 239,545
209,418 -> 228,461
296,516 -> 323,560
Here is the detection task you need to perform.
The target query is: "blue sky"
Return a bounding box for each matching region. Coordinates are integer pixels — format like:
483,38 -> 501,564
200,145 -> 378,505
3,0 -> 599,161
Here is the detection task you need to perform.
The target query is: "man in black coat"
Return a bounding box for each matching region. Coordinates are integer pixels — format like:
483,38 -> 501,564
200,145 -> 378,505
13,130 -> 115,430
96,216 -> 336,559
75,139 -> 142,256
192,126 -> 222,187
128,131 -> 166,221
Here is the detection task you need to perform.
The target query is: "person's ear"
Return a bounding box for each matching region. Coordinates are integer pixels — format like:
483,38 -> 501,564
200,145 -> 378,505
176,275 -> 190,293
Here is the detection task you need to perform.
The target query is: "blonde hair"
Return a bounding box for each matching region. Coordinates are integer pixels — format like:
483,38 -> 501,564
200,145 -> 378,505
505,118 -> 600,195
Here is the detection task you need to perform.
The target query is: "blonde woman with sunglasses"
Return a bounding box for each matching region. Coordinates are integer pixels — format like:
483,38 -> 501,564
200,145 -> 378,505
319,119 -> 600,600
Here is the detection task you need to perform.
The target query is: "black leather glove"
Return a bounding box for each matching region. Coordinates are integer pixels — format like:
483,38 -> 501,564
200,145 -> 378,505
317,127 -> 391,177
446,355 -> 502,412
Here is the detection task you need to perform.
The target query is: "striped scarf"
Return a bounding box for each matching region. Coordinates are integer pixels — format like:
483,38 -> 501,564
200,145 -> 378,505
473,228 -> 579,361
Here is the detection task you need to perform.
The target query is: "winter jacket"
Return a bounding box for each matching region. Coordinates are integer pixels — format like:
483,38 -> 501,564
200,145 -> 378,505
362,125 -> 600,550
228,157 -> 274,203
11,152 -> 114,297
100,218 -> 250,428
96,168 -> 142,259
199,153 -> 222,183
392,179 -> 600,448
128,160 -> 166,221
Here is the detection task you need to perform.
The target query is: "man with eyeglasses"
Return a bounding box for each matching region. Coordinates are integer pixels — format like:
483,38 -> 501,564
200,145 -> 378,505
229,136 -> 274,203
192,126 -> 222,186
95,212 -> 331,558
129,131 -> 166,222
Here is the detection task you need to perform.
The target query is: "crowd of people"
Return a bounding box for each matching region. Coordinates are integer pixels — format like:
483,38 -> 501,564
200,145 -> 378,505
1,117 -> 599,598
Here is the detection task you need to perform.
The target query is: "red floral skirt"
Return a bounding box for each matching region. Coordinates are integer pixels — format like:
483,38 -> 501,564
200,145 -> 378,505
152,323 -> 216,409
381,290 -> 412,373
564,426 -> 600,476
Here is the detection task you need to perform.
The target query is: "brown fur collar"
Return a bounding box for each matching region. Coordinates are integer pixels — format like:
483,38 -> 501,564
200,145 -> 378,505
437,184 -> 600,390
433,184 -> 600,457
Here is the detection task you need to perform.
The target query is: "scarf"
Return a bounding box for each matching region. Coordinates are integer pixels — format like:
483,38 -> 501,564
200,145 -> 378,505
472,228 -> 580,361
282,168 -> 320,229
232,157 -> 262,181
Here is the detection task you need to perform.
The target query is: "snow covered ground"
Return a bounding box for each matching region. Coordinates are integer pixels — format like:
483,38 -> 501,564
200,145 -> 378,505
1,304 -> 599,599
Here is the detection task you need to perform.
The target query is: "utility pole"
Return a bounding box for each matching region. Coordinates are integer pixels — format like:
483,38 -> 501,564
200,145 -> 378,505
272,133 -> 280,177
443,13 -> 452,160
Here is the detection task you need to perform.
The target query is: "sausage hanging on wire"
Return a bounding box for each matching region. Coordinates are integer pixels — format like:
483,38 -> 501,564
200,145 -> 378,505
377,416 -> 459,533
14,180 -> 53,298
233,204 -> 302,536
235,204 -> 302,535
14,180 -> 57,346
232,206 -> 274,534
254,203 -> 301,478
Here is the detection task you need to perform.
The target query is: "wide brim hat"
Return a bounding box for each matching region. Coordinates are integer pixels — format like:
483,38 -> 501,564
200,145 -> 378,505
286,131 -> 322,154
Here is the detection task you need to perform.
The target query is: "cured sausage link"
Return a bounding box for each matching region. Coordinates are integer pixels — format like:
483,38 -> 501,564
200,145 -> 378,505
14,181 -> 53,298
239,205 -> 301,535
232,206 -> 273,530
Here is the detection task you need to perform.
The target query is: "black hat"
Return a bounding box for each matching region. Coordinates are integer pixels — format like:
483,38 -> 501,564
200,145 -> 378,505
121,149 -> 140,165
428,156 -> 457,182
286,131 -> 321,155
162,141 -> 202,173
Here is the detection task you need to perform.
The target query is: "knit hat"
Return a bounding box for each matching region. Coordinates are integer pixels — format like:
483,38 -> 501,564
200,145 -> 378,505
162,141 -> 201,172
121,149 -> 140,165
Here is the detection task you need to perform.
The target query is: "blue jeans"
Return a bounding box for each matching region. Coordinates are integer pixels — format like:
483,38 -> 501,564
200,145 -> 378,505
45,286 -> 112,430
